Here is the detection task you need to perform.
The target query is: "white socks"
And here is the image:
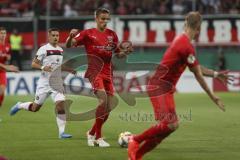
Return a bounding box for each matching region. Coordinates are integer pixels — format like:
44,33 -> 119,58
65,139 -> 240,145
56,114 -> 66,135
18,102 -> 32,110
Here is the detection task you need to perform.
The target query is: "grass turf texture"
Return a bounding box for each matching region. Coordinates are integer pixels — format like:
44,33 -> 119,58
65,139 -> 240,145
0,93 -> 239,160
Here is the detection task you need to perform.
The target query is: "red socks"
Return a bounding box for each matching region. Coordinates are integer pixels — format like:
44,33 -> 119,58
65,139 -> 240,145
134,122 -> 172,143
136,137 -> 162,159
133,121 -> 176,159
89,104 -> 110,139
136,132 -> 172,159
0,94 -> 4,106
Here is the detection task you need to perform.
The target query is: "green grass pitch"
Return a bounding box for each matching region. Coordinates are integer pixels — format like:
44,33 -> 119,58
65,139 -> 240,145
0,93 -> 240,160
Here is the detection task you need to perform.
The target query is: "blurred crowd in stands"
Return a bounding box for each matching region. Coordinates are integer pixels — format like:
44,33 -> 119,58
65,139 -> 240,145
0,0 -> 239,17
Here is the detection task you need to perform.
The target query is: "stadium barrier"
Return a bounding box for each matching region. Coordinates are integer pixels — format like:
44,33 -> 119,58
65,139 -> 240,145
6,71 -> 239,95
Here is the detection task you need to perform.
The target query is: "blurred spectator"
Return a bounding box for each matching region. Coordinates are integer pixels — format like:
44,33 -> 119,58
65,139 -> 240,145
156,0 -> 171,15
200,0 -> 221,14
9,28 -> 23,71
80,0 -> 97,15
127,0 -> 137,14
172,0 -> 185,15
0,0 -> 240,16
63,3 -> 78,17
216,47 -> 226,71
22,6 -> 34,17
135,1 -> 144,14
99,0 -> 114,13
116,1 -> 128,15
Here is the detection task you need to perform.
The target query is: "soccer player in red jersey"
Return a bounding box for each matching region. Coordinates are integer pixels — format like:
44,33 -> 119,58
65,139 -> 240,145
0,27 -> 18,114
66,8 -> 132,147
128,12 -> 232,160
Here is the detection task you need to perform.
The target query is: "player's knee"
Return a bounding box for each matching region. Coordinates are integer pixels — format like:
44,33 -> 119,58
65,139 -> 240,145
0,88 -> 5,95
32,107 -> 40,112
98,96 -> 107,106
168,121 -> 179,131
56,106 -> 65,114
55,101 -> 65,114
96,90 -> 107,104
31,104 -> 41,112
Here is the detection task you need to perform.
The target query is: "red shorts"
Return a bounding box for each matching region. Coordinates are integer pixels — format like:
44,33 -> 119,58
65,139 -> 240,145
0,72 -> 7,86
90,76 -> 114,96
148,92 -> 178,123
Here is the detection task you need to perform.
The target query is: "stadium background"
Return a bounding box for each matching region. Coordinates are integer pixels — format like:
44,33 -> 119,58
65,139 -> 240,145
0,1 -> 240,160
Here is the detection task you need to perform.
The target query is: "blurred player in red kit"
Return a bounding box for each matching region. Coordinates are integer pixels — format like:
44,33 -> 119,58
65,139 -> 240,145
128,12 -> 233,160
0,27 -> 19,119
66,8 -> 133,147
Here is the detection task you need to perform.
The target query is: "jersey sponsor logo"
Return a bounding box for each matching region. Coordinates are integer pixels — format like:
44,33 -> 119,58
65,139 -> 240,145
187,54 -> 196,64
105,36 -> 115,51
93,46 -> 105,49
93,44 -> 116,51
46,50 -> 62,56
90,35 -> 97,39
5,47 -> 10,52
107,36 -> 113,43
105,43 -> 116,51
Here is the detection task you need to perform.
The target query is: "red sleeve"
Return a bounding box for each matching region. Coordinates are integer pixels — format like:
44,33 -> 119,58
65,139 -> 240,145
74,30 -> 87,46
183,43 -> 199,68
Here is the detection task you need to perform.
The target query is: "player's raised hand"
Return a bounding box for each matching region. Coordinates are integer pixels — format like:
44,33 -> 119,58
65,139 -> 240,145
212,95 -> 225,112
6,65 -> 19,73
43,65 -> 52,72
216,70 -> 234,85
69,29 -> 79,38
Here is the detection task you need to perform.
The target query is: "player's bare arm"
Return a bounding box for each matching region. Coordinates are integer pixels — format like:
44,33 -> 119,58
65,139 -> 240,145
6,55 -> 10,61
190,65 -> 225,111
65,29 -> 78,48
115,48 -> 128,58
0,63 -> 5,70
61,64 -> 76,75
1,54 -> 11,61
200,65 -> 234,84
0,63 -> 19,72
32,57 -> 52,72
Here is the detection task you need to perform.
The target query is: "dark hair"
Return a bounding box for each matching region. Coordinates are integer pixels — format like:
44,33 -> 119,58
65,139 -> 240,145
48,28 -> 59,33
185,11 -> 202,29
0,27 -> 6,31
95,7 -> 110,17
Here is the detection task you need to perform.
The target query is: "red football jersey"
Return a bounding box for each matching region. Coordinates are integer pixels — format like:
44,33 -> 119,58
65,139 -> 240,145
152,33 -> 199,87
74,28 -> 118,80
0,43 -> 11,72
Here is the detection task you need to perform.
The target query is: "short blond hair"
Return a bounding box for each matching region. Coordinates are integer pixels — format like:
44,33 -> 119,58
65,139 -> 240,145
0,27 -> 6,31
48,28 -> 59,33
95,8 -> 110,18
185,12 -> 202,30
